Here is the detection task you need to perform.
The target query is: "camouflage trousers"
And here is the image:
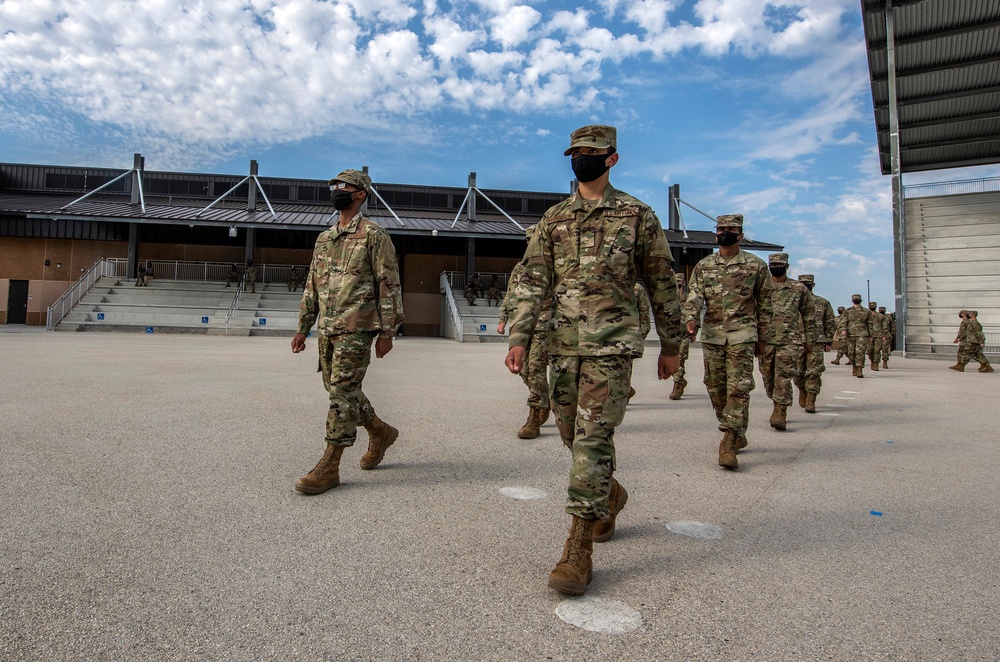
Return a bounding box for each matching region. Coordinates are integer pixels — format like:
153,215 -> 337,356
793,345 -> 826,395
846,336 -> 869,369
549,354 -> 633,521
702,342 -> 756,437
521,330 -> 550,410
958,343 -> 988,366
877,338 -> 891,363
835,337 -> 851,363
318,331 -> 376,447
759,343 -> 804,406
672,336 -> 690,388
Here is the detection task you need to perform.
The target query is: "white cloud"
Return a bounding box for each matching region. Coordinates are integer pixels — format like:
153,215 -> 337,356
489,6 -> 541,48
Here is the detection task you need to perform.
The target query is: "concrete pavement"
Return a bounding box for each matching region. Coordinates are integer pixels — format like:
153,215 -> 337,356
1,330 -> 997,660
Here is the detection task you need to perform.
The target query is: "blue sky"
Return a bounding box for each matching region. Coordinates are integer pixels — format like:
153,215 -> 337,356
2,0 -> 997,310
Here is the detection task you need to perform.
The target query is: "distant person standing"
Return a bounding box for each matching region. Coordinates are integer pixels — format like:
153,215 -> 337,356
287,266 -> 302,292
758,253 -> 814,432
291,169 -> 404,495
793,274 -> 835,414
245,260 -> 257,294
682,214 -> 772,470
877,306 -> 892,368
505,124 -> 682,596
831,306 -> 850,365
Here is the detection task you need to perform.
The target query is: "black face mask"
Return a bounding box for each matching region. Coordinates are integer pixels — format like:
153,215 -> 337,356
869,305 -> 876,311
331,190 -> 356,210
804,282 -> 814,291
852,298 -> 862,305
716,231 -> 740,247
769,266 -> 787,278
571,153 -> 611,183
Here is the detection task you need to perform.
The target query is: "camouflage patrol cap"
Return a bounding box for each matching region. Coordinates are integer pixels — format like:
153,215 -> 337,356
798,274 -> 815,284
878,306 -> 886,313
716,214 -> 744,228
563,124 -> 617,156
851,294 -> 862,301
329,169 -> 372,195
768,253 -> 789,265
869,301 -> 877,307
971,310 -> 979,316
837,306 -> 845,312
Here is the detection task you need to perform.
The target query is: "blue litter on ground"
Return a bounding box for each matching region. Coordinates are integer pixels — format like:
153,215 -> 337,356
870,511 -> 883,517
886,440 -> 894,444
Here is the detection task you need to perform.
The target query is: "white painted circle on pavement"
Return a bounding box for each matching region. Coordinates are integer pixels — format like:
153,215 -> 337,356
666,520 -> 726,539
498,486 -> 547,500
556,596 -> 643,634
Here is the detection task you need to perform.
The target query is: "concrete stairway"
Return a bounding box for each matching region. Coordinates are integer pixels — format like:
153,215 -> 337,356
455,299 -> 506,343
57,278 -> 244,334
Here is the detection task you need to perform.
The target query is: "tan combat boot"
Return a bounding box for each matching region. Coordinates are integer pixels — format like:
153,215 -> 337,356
882,359 -> 889,369
538,407 -> 551,426
855,365 -> 864,378
718,431 -> 738,470
295,444 -> 345,494
805,392 -> 817,413
830,358 -> 841,365
948,363 -> 964,372
735,432 -> 748,452
980,362 -> 995,373
359,415 -> 399,469
593,479 -> 629,543
517,408 -> 543,439
871,360 -> 879,371
798,389 -> 807,409
548,516 -> 597,595
669,382 -> 684,400
769,403 -> 787,431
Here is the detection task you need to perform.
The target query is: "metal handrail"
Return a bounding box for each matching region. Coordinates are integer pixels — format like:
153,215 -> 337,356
224,275 -> 245,335
443,270 -> 510,293
439,272 -> 464,342
46,257 -> 111,330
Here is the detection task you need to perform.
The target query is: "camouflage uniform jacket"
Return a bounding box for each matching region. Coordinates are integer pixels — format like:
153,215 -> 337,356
682,248 -> 772,346
634,283 -> 651,338
762,278 -> 816,346
499,262 -> 551,327
808,293 -> 836,344
297,212 -> 404,337
843,306 -> 872,338
835,311 -> 848,338
507,185 -> 683,357
867,310 -> 883,338
967,319 -> 986,345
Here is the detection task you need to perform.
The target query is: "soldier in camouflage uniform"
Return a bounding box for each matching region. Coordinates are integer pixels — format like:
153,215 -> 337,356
505,125 -> 682,596
843,295 -> 872,378
225,264 -> 240,288
669,273 -> 693,400
464,279 -> 477,306
831,306 -> 850,365
682,214 -> 772,470
866,302 -> 882,370
793,274 -> 835,413
876,306 -> 891,368
758,254 -> 815,431
952,310 -> 994,372
486,277 -> 502,307
287,266 -> 302,292
245,260 -> 257,294
498,228 -> 551,439
291,169 -> 404,495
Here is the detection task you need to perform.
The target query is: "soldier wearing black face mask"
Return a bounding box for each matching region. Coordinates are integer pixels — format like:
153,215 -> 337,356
866,302 -> 881,371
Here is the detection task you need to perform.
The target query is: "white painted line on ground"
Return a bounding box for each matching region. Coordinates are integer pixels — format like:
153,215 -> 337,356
498,486 -> 547,500
834,396 -> 854,400
819,412 -> 841,416
827,404 -> 848,407
555,597 -> 643,634
841,391 -> 859,394
666,520 -> 726,539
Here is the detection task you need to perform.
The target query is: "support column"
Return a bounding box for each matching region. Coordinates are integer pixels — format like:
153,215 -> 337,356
248,160 -> 258,211
467,172 -> 476,222
245,228 -> 256,266
886,1 -> 907,355
127,223 -> 139,280
668,184 -> 680,231
465,237 -> 476,283
130,153 -> 143,206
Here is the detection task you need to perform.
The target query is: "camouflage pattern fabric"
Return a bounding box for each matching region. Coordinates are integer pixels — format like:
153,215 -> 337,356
867,310 -> 883,363
634,283 -> 651,339
759,343 -> 804,405
246,265 -> 257,293
703,342 -> 756,436
507,184 -> 683,358
318,331 -> 376,447
682,249 -> 773,346
226,268 -> 240,287
674,336 -> 690,388
287,270 -> 302,292
763,279 -> 817,347
959,319 -> 988,366
498,262 -> 525,325
834,311 -> 850,361
549,354 -> 632,520
297,212 -> 404,337
487,280 -> 502,306
521,330 -> 551,410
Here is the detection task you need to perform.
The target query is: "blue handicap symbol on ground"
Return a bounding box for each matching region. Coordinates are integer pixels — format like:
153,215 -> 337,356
201,316 -> 209,324
259,318 -> 267,326
479,324 -> 487,332
145,326 -> 154,334
97,312 -> 104,321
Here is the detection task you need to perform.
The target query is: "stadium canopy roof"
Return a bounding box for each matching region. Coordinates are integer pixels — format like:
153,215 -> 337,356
862,0 -> 1000,174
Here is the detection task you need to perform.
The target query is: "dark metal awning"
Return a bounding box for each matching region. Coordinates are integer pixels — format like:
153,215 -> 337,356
863,0 -> 1000,174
